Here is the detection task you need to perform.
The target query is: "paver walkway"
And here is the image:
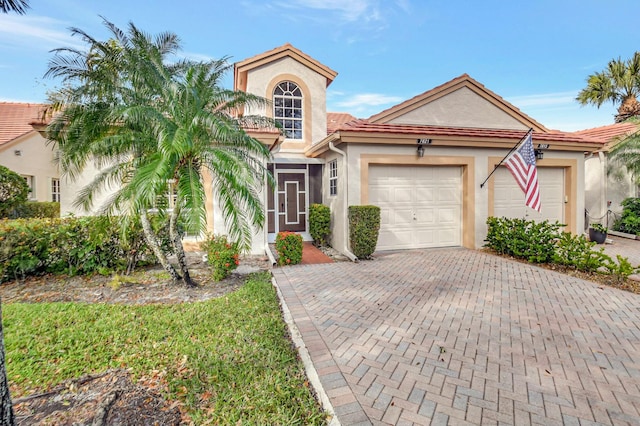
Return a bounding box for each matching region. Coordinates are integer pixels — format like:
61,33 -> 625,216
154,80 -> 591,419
273,248 -> 640,425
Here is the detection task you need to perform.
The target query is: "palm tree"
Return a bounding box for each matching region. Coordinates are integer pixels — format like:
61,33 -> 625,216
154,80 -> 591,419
46,19 -> 274,286
577,52 -> 640,122
0,0 -> 28,14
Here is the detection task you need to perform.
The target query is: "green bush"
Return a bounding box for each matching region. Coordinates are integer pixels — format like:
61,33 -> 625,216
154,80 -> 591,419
552,232 -> 610,272
485,217 -> 563,263
11,201 -> 60,218
0,165 -> 29,218
614,197 -> 640,235
201,234 -> 240,281
348,205 -> 380,259
309,203 -> 330,247
0,215 -> 169,282
275,231 -> 303,266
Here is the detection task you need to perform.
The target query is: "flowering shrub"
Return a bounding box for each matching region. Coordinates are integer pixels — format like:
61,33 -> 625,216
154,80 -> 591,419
201,234 -> 240,281
275,231 -> 303,266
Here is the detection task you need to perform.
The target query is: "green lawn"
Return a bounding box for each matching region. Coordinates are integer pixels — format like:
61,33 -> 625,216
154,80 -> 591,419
3,272 -> 326,424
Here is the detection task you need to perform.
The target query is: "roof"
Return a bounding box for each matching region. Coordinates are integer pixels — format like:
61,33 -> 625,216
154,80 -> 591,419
0,102 -> 49,147
327,112 -> 357,133
574,121 -> 639,143
234,43 -> 338,92
368,74 -> 549,133
306,120 -> 605,157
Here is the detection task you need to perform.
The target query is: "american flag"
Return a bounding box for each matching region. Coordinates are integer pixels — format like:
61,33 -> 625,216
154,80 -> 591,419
504,132 -> 541,211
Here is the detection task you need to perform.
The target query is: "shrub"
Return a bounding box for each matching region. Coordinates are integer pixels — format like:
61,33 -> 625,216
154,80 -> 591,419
11,201 -> 60,218
485,217 -> 563,263
309,203 -> 330,247
275,231 -> 303,266
201,234 -> 240,281
0,165 -> 29,218
348,205 -> 380,259
0,215 -> 169,282
614,197 -> 640,235
552,232 -> 610,272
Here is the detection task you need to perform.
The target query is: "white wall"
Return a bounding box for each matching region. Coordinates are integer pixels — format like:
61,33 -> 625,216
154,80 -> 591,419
0,132 -> 59,202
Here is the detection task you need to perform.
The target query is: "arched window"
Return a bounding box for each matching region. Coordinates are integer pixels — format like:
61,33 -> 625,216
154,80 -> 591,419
274,81 -> 303,139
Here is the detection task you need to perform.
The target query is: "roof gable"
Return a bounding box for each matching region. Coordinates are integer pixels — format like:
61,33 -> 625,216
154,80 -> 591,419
0,102 -> 48,147
368,74 -> 548,133
234,43 -> 338,92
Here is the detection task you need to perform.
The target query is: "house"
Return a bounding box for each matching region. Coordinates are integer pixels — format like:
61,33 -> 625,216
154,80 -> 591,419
0,102 -> 59,202
577,122 -> 639,228
60,44 -> 606,256
215,44 -> 603,255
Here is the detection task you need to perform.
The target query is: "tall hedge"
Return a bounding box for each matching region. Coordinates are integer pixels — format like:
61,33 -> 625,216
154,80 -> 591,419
348,205 -> 380,259
0,165 -> 29,218
309,203 -> 330,247
0,215 -> 170,282
10,202 -> 60,219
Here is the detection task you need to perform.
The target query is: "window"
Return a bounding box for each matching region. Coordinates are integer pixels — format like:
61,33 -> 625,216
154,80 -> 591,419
329,160 -> 338,196
51,178 -> 60,202
22,175 -> 35,199
273,81 -> 303,139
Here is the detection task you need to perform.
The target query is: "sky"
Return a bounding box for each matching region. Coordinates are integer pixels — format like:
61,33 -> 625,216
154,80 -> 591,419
0,0 -> 638,132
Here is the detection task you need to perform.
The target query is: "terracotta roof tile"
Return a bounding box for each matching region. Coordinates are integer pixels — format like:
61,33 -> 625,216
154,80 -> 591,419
573,121 -> 638,143
0,102 -> 49,147
333,119 -> 603,145
327,112 -> 357,133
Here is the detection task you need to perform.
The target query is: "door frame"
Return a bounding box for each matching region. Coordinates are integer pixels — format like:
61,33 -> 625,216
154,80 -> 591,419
268,168 -> 311,242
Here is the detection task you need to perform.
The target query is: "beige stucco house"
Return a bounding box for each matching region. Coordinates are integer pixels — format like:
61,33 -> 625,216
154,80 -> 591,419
205,44 -> 605,256
0,102 -> 59,203
578,122 -> 639,228
60,44 -> 606,256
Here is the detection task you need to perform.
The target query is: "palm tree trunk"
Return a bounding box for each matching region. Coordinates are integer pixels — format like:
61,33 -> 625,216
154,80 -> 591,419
0,299 -> 16,426
168,206 -> 195,287
140,210 -> 182,285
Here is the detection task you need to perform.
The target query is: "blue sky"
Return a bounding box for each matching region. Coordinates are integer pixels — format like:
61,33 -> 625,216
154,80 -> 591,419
0,0 -> 637,131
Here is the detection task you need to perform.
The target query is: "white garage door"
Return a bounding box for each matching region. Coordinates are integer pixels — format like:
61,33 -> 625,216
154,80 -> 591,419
493,167 -> 564,223
369,165 -> 462,250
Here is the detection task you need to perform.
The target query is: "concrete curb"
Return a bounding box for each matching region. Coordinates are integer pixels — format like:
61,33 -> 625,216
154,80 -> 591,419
271,274 -> 340,426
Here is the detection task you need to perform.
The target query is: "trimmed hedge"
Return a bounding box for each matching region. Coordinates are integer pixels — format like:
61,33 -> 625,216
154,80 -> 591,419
309,203 -> 330,247
348,205 -> 380,259
0,215 -> 170,282
10,201 -> 60,219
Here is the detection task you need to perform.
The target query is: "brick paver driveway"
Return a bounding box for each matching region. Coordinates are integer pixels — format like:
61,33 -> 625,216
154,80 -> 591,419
272,248 -> 640,425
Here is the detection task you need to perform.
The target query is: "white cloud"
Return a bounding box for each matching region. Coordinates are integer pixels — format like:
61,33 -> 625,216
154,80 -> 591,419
0,14 -> 82,51
505,91 -> 578,108
275,0 -> 382,23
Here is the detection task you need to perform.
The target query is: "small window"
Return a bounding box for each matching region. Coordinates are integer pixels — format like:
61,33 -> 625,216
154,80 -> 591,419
22,175 -> 35,200
51,178 -> 60,202
329,160 -> 338,196
273,81 -> 303,139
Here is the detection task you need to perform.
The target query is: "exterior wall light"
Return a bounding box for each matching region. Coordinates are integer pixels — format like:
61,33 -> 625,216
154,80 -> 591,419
417,138 -> 431,157
535,143 -> 549,161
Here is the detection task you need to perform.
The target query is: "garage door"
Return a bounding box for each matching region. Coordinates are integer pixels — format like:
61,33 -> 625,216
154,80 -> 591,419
493,167 -> 564,223
369,165 -> 462,250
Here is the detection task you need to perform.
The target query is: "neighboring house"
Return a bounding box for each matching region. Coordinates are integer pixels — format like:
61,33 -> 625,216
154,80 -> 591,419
61,44 -> 606,256
577,122 -> 639,227
0,102 -> 59,202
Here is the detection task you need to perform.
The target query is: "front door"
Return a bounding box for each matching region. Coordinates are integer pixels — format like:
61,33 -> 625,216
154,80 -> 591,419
277,171 -> 307,232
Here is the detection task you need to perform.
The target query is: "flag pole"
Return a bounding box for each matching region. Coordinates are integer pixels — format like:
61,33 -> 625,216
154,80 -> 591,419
479,128 -> 533,188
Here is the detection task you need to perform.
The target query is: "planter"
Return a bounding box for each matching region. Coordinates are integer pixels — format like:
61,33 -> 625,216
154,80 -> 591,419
589,227 -> 607,244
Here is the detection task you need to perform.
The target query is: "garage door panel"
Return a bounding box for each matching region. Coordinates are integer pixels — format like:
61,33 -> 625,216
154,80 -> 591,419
369,165 -> 462,251
493,167 -> 564,223
392,208 -> 413,226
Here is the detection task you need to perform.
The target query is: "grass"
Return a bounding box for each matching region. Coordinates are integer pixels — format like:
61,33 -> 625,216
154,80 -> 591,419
3,272 -> 327,424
